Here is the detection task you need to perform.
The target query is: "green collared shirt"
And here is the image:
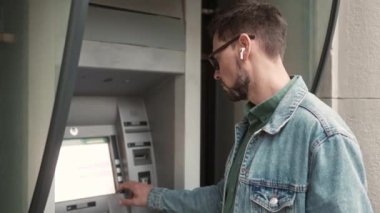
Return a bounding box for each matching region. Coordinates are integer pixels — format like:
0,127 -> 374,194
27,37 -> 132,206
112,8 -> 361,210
223,77 -> 296,213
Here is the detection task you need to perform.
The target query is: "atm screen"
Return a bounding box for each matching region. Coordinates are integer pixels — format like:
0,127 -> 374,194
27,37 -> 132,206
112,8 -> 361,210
55,137 -> 115,202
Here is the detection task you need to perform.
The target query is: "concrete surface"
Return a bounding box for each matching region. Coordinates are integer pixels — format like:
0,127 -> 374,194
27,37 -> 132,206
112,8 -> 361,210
331,0 -> 380,210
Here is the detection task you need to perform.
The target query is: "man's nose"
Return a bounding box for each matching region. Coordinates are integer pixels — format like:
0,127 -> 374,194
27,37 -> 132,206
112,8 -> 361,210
213,71 -> 221,80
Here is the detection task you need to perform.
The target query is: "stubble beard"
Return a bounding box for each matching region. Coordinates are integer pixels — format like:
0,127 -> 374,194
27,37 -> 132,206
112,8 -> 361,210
222,69 -> 250,102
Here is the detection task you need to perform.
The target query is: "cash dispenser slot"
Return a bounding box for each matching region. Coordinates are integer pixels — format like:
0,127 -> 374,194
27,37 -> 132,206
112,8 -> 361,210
124,121 -> 148,127
133,149 -> 152,166
127,141 -> 151,148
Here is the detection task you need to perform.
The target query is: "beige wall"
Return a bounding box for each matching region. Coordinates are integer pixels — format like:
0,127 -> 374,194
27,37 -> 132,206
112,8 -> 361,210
333,0 -> 380,210
317,0 -> 380,211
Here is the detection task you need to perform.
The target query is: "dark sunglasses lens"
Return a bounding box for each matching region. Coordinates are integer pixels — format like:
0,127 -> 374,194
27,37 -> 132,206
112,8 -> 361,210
208,57 -> 219,70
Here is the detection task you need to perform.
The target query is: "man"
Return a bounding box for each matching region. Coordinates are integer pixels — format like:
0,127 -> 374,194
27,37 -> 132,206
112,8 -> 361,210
119,1 -> 373,212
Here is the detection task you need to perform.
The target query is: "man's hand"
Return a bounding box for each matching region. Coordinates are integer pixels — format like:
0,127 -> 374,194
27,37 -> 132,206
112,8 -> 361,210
118,181 -> 153,207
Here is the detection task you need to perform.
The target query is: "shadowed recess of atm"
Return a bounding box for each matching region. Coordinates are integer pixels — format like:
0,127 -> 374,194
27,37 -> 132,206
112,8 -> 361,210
75,68 -> 174,96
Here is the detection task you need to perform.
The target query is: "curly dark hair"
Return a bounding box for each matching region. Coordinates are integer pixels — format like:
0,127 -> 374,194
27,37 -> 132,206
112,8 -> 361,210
209,0 -> 287,59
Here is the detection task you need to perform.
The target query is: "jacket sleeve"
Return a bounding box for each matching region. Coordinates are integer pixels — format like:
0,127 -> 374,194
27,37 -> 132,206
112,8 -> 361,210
306,134 -> 373,213
147,179 -> 224,213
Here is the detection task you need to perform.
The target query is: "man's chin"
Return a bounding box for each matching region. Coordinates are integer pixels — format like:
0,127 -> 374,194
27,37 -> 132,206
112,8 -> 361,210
224,88 -> 246,102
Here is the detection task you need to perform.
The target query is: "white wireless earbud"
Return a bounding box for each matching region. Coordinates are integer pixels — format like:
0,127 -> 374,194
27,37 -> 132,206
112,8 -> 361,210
239,48 -> 246,60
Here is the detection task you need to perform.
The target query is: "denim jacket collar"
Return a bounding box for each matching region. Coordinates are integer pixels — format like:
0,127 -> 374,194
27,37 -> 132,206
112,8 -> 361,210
236,75 -> 308,137
262,75 -> 308,135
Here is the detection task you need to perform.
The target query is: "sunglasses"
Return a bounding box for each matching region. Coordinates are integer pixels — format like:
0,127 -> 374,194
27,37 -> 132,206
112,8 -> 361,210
208,34 -> 255,70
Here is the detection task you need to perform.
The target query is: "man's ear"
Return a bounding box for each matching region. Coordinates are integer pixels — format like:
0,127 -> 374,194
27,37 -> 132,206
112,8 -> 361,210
238,33 -> 252,60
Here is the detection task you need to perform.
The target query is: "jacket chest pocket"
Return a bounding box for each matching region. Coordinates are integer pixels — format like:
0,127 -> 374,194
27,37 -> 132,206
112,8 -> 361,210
250,185 -> 296,213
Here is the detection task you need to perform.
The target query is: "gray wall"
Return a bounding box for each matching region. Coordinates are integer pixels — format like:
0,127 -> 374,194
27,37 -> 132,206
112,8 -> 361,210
144,77 -> 176,189
0,0 -> 28,212
317,0 -> 380,210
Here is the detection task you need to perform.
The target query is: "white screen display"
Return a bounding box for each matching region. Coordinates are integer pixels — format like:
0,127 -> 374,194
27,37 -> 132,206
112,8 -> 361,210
55,138 -> 115,202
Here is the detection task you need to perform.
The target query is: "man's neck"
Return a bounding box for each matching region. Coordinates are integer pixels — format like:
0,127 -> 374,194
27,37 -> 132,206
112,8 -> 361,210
247,61 -> 290,105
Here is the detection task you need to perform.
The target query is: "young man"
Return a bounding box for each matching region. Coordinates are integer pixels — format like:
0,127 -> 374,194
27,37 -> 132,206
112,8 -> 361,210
119,2 -> 373,212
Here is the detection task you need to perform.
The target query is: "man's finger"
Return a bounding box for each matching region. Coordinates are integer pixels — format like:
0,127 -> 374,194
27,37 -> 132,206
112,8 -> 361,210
119,198 -> 135,206
118,181 -> 136,191
117,184 -> 128,192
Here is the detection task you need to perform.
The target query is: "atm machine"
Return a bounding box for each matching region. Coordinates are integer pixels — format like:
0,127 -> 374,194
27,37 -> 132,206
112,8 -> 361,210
52,0 -> 186,212
55,98 -> 158,213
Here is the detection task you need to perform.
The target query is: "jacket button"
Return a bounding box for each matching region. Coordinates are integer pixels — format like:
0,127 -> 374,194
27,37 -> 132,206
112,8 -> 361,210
269,197 -> 278,206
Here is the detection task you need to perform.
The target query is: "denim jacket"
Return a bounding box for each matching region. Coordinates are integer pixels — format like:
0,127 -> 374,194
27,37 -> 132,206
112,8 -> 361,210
147,76 -> 373,213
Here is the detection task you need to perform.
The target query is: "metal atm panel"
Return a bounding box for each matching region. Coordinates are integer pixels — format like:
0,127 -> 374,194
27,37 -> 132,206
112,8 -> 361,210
122,132 -> 158,187
117,98 -> 158,213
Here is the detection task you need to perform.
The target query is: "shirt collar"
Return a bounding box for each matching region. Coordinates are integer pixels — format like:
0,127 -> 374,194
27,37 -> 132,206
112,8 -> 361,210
244,76 -> 297,125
